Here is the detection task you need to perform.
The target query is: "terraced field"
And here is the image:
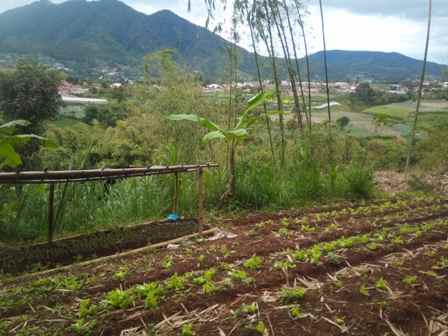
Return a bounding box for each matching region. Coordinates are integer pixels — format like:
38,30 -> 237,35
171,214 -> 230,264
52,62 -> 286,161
1,196 -> 448,335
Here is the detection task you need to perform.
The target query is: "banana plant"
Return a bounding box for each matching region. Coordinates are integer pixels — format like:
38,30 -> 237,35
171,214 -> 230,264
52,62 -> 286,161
0,120 -> 46,168
167,91 -> 272,202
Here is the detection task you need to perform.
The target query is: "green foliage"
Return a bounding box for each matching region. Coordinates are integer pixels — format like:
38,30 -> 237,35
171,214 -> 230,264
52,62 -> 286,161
0,59 -> 62,133
228,269 -> 254,285
243,255 -> 263,271
78,299 -> 97,319
104,289 -> 133,309
70,318 -> 97,336
359,284 -> 370,297
238,302 -> 258,316
166,274 -> 187,292
402,275 -> 418,286
167,91 -> 272,144
289,305 -> 302,319
114,267 -> 129,282
136,282 -> 165,309
351,83 -> 409,106
0,120 -> 46,168
83,102 -> 128,127
279,287 -> 306,303
180,323 -> 195,336
375,278 -> 389,291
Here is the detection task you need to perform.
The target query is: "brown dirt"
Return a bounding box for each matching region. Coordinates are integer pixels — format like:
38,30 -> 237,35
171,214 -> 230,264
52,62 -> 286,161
1,196 -> 448,336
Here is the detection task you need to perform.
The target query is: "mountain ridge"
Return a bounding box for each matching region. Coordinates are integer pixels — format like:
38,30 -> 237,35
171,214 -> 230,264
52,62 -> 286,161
0,0 -> 446,81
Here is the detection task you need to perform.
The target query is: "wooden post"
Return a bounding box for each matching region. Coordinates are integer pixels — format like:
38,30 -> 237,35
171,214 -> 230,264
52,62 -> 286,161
197,168 -> 204,231
48,183 -> 55,244
172,172 -> 180,214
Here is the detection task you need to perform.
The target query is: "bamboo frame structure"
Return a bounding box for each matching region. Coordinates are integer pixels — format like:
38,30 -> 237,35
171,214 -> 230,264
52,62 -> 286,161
0,164 -> 218,243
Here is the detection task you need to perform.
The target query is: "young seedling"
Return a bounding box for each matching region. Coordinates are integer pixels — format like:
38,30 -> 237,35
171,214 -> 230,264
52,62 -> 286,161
136,282 -> 165,309
166,274 -> 187,292
359,284 -> 370,297
78,299 -> 97,319
375,278 -> 390,292
114,267 -> 129,282
278,228 -> 290,238
402,275 -> 418,286
243,255 -> 263,271
237,302 -> 258,316
104,289 -> 133,309
70,318 -> 97,336
289,305 -> 303,319
280,287 -> 306,304
228,270 -> 254,285
162,255 -> 174,270
180,323 -> 195,336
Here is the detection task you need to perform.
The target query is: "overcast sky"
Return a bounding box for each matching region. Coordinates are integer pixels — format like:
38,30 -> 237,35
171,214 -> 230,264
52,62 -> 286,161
1,0 -> 447,64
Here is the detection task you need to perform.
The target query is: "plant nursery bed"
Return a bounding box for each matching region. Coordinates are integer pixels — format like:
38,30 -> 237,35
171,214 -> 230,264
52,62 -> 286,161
0,218 -> 199,275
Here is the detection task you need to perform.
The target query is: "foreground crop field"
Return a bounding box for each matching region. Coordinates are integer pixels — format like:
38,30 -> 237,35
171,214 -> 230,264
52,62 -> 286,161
1,196 -> 448,335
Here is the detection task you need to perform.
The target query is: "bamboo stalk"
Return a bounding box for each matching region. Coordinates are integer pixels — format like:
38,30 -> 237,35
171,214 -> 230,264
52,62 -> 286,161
48,184 -> 55,244
405,0 -> 432,174
0,164 -> 218,184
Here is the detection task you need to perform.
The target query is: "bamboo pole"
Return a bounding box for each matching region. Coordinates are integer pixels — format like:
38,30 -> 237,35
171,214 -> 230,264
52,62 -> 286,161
0,164 -> 218,184
405,0 -> 432,174
197,167 -> 205,231
172,172 -> 180,214
48,184 -> 55,244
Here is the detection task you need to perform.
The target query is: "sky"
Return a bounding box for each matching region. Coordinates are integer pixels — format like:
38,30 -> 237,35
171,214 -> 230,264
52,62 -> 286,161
0,0 -> 447,64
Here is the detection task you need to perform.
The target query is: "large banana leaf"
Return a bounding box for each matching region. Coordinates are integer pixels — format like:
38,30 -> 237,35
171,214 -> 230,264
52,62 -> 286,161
166,114 -> 223,132
202,131 -> 226,142
0,142 -> 22,168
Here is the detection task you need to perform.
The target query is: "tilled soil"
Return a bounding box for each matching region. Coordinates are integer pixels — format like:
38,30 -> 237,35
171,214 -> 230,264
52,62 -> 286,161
1,195 -> 448,336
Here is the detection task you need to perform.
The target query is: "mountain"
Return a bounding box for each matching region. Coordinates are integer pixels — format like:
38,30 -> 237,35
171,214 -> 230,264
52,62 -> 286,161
305,50 -> 446,82
0,0 -> 256,80
0,0 -> 446,82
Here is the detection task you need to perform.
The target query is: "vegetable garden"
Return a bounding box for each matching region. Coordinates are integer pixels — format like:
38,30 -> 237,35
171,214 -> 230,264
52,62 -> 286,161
1,195 -> 448,335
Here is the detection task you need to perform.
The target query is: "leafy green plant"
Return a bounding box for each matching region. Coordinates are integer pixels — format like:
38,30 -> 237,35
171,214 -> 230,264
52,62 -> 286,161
238,302 -> 258,316
278,227 -> 290,238
162,255 -> 174,270
136,282 -> 165,309
289,305 -> 302,319
193,268 -> 217,286
114,267 -> 129,282
375,278 -> 389,291
166,274 -> 187,292
273,259 -> 295,271
402,275 -> 418,286
359,284 -> 370,297
243,255 -> 263,271
168,91 -> 272,200
280,287 -> 306,303
202,281 -> 218,295
104,289 -> 133,309
228,269 -> 254,285
78,299 -> 97,319
70,319 -> 97,336
180,323 -> 195,336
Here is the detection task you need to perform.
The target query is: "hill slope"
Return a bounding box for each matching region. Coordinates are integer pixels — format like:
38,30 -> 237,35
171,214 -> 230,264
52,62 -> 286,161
306,50 -> 446,81
0,0 -> 256,79
0,0 -> 446,81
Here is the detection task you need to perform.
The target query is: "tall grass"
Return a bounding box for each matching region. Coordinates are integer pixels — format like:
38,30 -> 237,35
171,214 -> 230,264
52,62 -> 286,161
0,136 -> 375,244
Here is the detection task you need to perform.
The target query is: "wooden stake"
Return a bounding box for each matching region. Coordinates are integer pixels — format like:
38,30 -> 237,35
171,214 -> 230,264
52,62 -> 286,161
48,184 -> 55,244
197,168 -> 204,231
172,172 -> 180,213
